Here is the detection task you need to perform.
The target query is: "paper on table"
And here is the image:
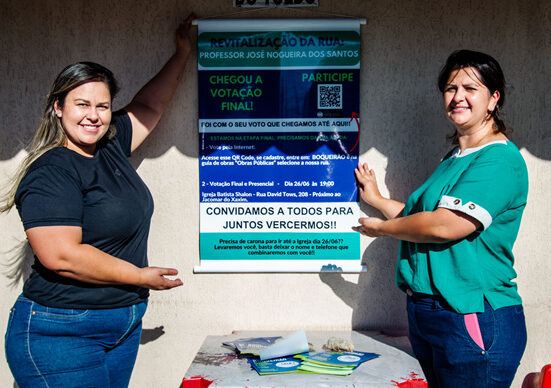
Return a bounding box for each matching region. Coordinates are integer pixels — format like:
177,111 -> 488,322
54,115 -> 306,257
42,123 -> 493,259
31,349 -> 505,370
259,329 -> 309,360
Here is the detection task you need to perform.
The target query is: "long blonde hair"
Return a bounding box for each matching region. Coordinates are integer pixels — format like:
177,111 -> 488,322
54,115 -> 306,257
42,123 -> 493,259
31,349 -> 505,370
0,62 -> 119,212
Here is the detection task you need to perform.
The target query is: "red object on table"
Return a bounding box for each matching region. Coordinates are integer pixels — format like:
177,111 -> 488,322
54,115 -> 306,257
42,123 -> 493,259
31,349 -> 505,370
541,364 -> 551,388
181,375 -> 214,388
392,378 -> 427,388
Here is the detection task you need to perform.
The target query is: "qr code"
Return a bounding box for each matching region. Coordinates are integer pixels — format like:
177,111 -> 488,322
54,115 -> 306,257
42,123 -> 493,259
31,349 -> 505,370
317,84 -> 343,109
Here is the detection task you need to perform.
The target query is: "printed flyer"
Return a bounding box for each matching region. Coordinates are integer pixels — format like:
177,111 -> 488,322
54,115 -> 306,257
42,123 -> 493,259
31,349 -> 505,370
196,19 -> 363,272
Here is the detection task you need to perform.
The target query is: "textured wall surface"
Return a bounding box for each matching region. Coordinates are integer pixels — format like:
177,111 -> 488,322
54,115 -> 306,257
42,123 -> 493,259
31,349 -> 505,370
1,1 -> 549,386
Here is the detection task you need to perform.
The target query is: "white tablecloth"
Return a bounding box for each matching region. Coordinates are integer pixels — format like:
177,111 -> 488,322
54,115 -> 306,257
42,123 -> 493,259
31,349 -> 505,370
184,330 -> 425,387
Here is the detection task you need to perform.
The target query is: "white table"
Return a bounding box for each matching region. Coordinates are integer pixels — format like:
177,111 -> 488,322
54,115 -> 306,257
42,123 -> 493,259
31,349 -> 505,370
183,330 -> 425,387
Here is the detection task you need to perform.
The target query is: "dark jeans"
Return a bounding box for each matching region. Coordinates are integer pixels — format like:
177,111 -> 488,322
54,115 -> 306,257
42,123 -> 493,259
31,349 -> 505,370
5,294 -> 147,388
407,294 -> 526,388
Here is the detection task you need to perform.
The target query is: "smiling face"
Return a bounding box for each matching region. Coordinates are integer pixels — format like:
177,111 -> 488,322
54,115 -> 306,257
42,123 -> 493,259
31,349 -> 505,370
442,67 -> 500,133
54,81 -> 112,157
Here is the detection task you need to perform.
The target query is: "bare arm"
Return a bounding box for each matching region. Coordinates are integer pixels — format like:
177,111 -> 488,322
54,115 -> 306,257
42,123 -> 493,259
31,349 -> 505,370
125,14 -> 195,152
355,162 -> 404,219
353,207 -> 481,243
26,225 -> 183,290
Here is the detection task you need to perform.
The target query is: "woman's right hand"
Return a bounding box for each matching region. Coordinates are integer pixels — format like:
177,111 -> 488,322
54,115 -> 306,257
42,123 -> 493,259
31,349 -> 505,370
354,162 -> 405,220
138,267 -> 183,290
355,162 -> 383,206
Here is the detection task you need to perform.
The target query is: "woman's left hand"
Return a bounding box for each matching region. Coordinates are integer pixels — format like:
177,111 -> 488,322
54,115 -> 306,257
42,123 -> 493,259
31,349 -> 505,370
352,217 -> 386,237
138,266 -> 183,290
175,14 -> 195,60
126,13 -> 195,151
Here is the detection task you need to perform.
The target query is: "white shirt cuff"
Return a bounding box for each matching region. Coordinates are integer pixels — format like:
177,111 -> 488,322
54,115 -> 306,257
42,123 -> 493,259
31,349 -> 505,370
438,195 -> 492,230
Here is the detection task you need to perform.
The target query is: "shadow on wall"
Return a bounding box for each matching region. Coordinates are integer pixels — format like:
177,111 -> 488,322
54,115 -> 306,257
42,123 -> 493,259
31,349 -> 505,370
319,226 -> 408,334
140,326 -> 166,345
507,125 -> 551,160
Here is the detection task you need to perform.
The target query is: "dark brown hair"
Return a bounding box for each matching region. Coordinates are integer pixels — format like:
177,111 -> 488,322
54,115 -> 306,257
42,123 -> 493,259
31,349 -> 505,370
438,50 -> 507,140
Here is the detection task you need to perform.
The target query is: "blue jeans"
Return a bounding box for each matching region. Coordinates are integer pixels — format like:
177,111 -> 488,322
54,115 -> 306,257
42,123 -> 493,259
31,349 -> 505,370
407,294 -> 526,388
5,294 -> 147,388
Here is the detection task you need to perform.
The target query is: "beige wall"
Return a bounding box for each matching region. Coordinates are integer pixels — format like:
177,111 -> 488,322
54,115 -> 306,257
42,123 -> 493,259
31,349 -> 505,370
1,0 -> 549,386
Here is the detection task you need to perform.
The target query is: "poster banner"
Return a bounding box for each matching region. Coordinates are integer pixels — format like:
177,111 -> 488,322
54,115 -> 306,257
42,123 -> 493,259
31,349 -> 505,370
196,19 -> 363,272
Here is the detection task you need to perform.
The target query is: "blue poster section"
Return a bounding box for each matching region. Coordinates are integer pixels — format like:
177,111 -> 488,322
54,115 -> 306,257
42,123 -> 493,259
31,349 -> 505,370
200,143 -> 358,203
200,68 -> 360,203
199,69 -> 359,119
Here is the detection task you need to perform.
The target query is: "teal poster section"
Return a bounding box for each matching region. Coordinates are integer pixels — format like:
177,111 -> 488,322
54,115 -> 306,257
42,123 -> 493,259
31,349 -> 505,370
196,19 -> 363,273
